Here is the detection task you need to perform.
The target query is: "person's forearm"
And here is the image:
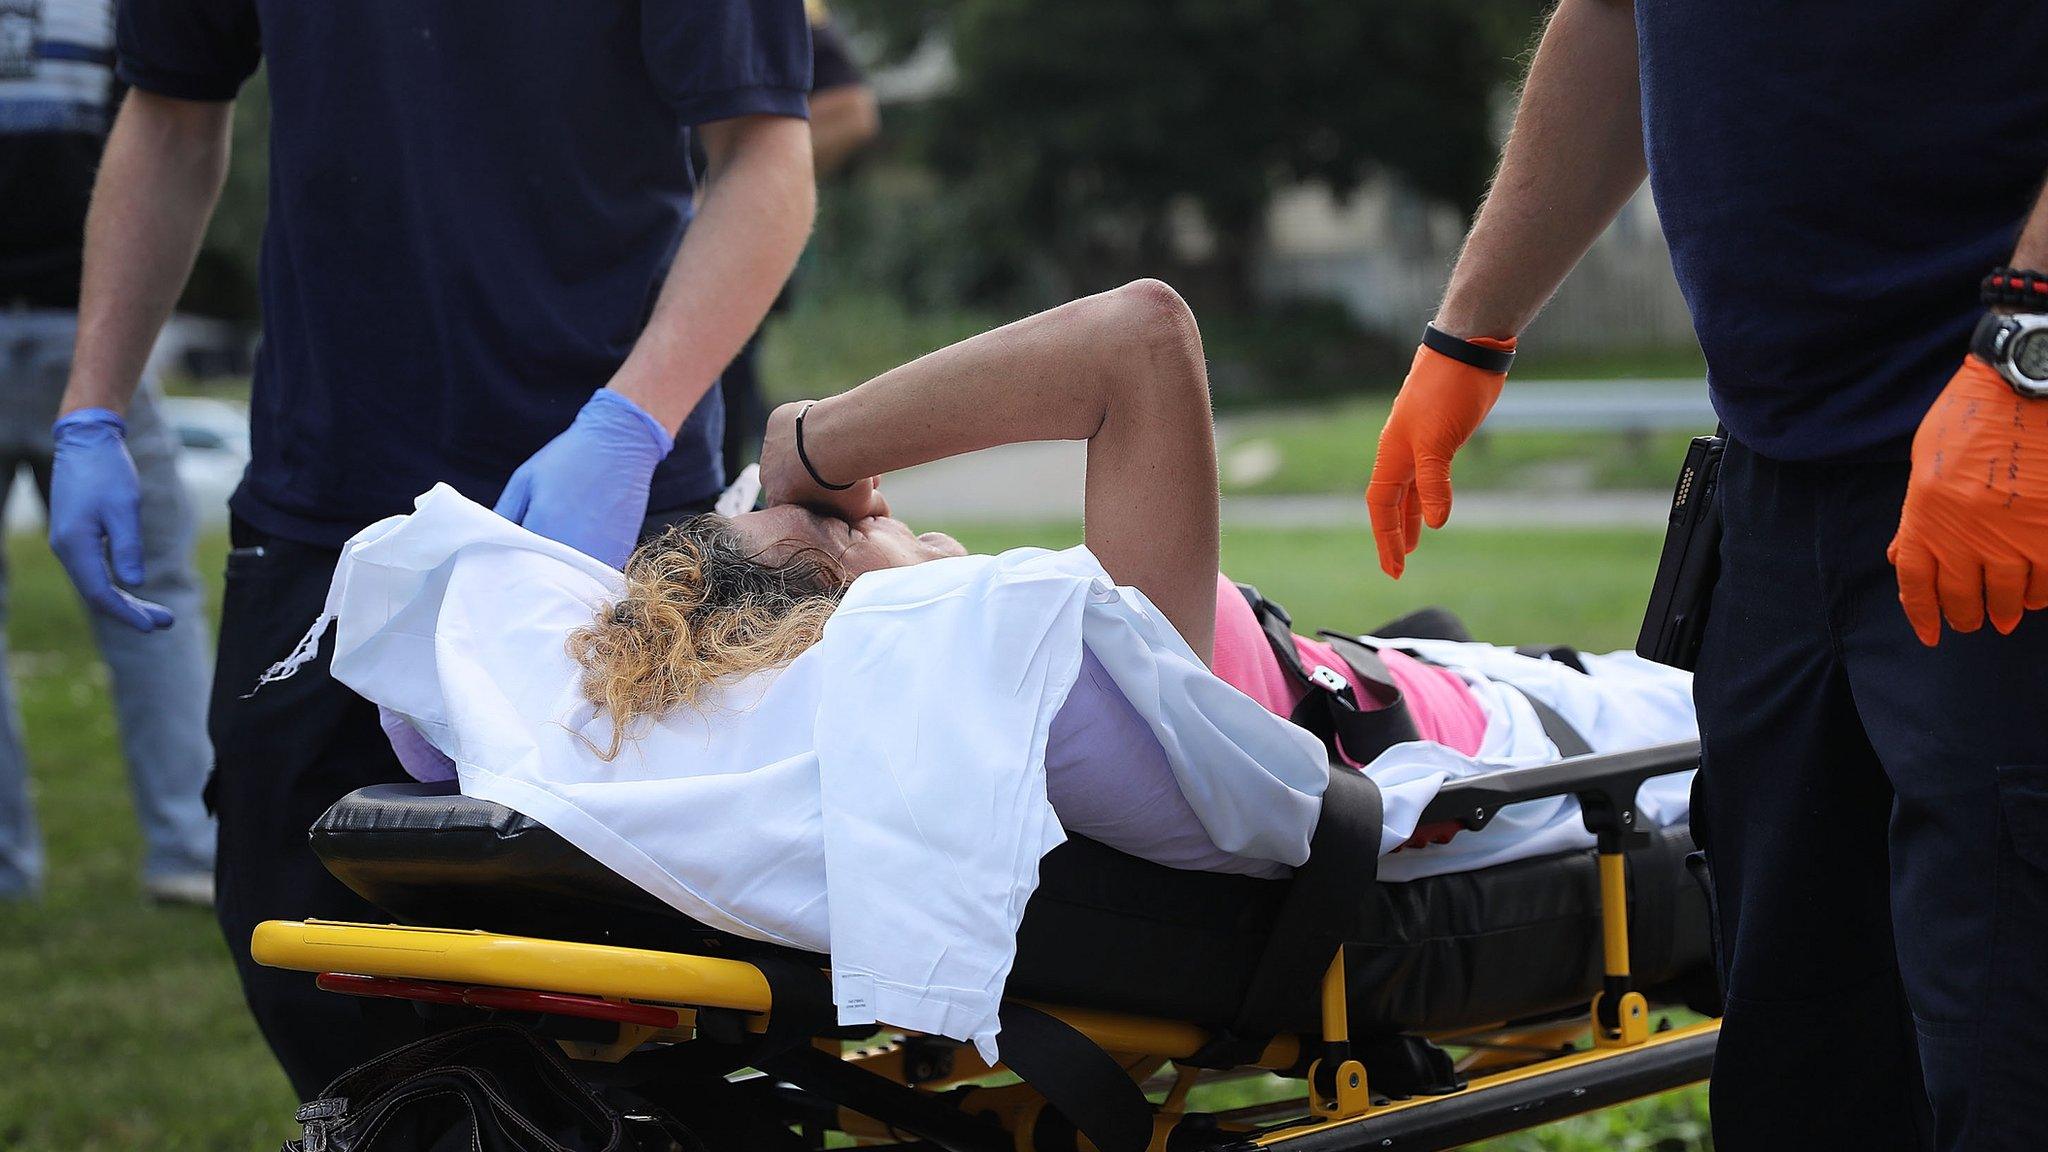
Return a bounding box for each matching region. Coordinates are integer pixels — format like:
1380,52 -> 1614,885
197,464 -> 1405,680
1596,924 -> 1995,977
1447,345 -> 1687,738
801,281 -> 1221,658
608,115 -> 816,432
61,91 -> 234,417
2008,181 -> 2048,273
801,284 -> 1192,477
1435,0 -> 1645,341
808,85 -> 880,176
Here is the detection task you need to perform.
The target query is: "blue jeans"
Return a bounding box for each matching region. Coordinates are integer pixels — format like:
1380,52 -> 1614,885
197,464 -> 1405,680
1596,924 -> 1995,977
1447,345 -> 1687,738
0,310 -> 215,894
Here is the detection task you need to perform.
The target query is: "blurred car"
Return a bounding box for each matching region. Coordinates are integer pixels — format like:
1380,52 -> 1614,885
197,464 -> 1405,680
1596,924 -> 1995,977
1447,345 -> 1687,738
158,396 -> 251,528
4,395 -> 250,535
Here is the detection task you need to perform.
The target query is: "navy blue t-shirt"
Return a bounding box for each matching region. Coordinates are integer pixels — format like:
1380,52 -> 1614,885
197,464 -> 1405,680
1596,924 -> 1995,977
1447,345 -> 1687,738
1638,2 -> 2048,460
117,0 -> 811,545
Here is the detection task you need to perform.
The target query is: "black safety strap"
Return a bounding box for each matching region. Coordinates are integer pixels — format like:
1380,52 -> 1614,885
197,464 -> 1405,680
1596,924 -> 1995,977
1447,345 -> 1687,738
1235,583 -> 1424,764
1395,639 -> 1596,760
1515,643 -> 1588,675
683,955 -> 837,1063
630,959 -> 845,1152
1185,765 -> 1384,1069
753,957 -> 839,1050
1368,605 -> 1474,644
996,1001 -> 1154,1152
1314,633 -> 1426,758
1237,582 -> 1327,708
621,1065 -> 811,1152
1516,689 -> 1593,759
1508,646 -> 1597,756
1631,839 -> 1675,984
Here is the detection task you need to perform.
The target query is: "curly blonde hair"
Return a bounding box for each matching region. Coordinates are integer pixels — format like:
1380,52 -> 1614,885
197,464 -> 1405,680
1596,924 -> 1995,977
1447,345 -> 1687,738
566,516 -> 846,758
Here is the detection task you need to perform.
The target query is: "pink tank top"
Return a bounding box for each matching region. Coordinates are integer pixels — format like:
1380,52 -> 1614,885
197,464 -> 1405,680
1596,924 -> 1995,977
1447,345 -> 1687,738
1208,574 -> 1486,761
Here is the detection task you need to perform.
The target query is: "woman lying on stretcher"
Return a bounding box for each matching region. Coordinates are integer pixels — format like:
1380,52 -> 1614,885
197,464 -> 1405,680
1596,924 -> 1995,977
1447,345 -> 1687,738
565,280 -> 1697,883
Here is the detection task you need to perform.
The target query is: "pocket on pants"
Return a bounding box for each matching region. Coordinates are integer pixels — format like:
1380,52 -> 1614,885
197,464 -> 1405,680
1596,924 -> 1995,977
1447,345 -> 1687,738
1686,849 -> 1727,1016
1991,764 -> 2048,1022
1964,765 -> 2048,1145
1995,764 -> 2048,873
223,543 -> 277,585
1993,764 -> 2048,962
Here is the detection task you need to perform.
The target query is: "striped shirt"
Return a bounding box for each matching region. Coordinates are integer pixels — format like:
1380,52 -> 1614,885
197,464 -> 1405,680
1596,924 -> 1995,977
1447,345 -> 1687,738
1,0 -> 117,305
1,0 -> 116,134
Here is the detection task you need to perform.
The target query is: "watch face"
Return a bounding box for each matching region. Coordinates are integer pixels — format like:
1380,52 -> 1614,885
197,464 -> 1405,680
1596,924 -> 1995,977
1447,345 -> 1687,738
2016,329 -> 2048,384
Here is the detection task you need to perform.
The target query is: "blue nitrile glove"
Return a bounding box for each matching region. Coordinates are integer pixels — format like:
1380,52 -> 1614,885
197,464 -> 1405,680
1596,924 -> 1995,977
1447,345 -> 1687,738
48,408 -> 175,632
494,389 -> 674,569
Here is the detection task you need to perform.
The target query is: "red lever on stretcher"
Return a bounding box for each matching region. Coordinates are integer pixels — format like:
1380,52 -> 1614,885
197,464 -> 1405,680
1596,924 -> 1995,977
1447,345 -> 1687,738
315,972 -> 683,1029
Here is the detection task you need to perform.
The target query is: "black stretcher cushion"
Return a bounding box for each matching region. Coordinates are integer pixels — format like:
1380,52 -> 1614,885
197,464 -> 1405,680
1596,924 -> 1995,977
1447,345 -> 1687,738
312,783 -> 1713,1037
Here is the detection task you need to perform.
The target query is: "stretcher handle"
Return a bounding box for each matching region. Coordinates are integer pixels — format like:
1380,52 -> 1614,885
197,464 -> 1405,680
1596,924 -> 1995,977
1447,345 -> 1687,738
1415,739 -> 1699,847
1412,741 -> 1696,1048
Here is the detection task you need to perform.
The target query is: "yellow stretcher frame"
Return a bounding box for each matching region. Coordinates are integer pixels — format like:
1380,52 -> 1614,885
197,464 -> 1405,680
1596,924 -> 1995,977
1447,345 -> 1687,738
253,917 -> 1718,1151
258,742 -> 1715,1149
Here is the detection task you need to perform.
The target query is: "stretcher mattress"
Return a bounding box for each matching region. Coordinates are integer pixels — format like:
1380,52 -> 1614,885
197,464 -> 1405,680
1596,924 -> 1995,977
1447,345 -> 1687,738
311,782 -> 1715,1038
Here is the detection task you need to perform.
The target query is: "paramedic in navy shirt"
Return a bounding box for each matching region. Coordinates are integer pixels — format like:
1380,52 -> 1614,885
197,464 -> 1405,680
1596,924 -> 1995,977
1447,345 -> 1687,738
47,0 -> 816,1094
1362,3 -> 2048,1149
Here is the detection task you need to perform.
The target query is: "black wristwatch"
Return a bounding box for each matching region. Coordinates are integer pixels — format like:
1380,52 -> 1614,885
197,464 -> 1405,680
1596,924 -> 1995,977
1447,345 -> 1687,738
1970,312 -> 2048,398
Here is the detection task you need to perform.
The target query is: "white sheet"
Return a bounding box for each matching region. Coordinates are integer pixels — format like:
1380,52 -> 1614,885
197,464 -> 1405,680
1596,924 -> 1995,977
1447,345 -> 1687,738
1358,640 -> 1697,881
304,485 -> 1329,1060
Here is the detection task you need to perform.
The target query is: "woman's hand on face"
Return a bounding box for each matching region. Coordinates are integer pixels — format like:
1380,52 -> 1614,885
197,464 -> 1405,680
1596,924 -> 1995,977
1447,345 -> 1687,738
761,400 -> 889,522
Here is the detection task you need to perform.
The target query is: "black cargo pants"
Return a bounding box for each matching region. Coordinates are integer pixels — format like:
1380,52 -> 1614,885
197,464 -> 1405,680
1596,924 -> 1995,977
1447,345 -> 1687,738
1693,439 -> 2048,1152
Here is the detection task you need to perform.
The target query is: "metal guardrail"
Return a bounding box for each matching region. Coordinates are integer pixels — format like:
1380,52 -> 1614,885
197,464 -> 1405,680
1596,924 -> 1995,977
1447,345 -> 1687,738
1482,380 -> 1714,433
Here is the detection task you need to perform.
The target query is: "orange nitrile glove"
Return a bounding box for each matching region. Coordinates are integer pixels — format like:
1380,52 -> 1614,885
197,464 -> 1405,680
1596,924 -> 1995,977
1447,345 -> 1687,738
1887,355 -> 2048,646
1366,334 -> 1515,578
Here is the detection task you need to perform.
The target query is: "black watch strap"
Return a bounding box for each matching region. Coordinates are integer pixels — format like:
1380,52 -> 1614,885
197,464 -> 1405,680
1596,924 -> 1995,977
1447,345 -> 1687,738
1422,324 -> 1515,374
1971,312 -> 2007,364
1969,311 -> 2048,399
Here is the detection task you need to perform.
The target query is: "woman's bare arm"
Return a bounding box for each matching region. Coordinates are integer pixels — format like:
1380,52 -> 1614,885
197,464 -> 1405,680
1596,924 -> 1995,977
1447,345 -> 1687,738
760,280 -> 1221,662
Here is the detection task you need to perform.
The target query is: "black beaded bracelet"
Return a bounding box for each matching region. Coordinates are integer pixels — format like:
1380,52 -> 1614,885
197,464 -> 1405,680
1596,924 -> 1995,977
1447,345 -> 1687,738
795,401 -> 856,492
1422,323 -> 1516,374
1981,266 -> 2048,311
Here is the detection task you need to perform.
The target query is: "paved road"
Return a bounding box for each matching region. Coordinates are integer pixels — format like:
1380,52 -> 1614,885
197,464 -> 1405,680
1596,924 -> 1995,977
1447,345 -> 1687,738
1485,379 -> 1713,432
884,439 -> 1671,530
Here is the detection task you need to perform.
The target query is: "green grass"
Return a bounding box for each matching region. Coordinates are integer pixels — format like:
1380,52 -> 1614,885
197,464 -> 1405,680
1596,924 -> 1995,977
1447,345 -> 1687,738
0,532 -> 298,1151
0,523 -> 1702,1151
757,294 -> 1005,405
943,522 -> 1665,654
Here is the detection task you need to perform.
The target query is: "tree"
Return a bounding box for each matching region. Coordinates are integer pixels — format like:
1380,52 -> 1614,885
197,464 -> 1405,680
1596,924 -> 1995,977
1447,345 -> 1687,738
836,0 -> 1541,309
180,70 -> 270,324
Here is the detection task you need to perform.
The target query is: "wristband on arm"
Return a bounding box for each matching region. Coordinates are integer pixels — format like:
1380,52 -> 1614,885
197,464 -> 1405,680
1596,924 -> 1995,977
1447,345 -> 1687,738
1981,267 -> 2048,312
796,401 -> 856,492
1421,323 -> 1517,374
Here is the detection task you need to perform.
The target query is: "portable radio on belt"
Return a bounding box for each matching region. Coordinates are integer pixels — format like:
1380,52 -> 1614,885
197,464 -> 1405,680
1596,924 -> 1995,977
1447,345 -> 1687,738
1636,430 -> 1725,671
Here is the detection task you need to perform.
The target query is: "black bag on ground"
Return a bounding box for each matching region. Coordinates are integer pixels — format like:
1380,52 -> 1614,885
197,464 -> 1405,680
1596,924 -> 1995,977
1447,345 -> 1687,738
1637,431 -> 1725,671
283,1023 -> 701,1152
